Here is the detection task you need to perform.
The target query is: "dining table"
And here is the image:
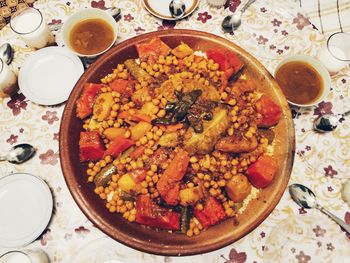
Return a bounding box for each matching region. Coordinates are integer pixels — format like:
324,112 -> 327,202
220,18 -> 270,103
0,0 -> 349,262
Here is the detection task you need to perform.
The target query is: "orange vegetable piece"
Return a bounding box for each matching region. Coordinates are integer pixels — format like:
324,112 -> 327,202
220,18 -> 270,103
256,95 -> 282,128
246,155 -> 278,188
156,149 -> 190,205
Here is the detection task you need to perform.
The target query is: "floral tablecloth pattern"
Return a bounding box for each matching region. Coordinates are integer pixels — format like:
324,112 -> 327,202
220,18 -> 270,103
0,0 -> 349,262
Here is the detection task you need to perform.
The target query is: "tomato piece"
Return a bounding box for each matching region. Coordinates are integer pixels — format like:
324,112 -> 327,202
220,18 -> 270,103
256,95 -> 282,127
109,79 -> 134,97
135,195 -> 180,230
76,83 -> 103,119
103,135 -> 134,158
136,37 -> 171,60
246,155 -> 278,188
79,131 -> 105,162
194,197 -> 226,228
206,49 -> 243,79
156,149 -> 190,205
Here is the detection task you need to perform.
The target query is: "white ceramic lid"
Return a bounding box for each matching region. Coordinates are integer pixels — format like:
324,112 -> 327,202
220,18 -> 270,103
0,173 -> 53,247
18,46 -> 84,105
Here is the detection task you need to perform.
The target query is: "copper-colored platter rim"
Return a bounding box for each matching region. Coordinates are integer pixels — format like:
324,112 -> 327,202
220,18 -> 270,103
60,29 -> 295,256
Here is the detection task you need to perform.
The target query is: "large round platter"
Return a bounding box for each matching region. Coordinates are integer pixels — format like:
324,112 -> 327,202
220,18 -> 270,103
60,29 -> 295,256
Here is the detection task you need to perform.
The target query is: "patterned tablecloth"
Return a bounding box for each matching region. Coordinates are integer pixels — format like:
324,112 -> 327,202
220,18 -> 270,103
0,0 -> 349,262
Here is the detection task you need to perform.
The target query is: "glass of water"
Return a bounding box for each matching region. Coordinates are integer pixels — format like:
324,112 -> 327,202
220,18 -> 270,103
0,249 -> 49,263
10,7 -> 54,49
317,32 -> 350,74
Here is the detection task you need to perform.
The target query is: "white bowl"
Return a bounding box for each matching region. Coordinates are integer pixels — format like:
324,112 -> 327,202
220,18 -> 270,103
274,55 -> 331,107
61,8 -> 118,58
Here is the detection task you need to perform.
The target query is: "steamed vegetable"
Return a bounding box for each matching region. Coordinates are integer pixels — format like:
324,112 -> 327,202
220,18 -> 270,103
103,136 -> 134,158
92,92 -> 114,122
135,194 -> 180,230
194,197 -> 226,229
94,163 -> 117,187
184,108 -> 230,155
79,131 -> 105,162
225,174 -> 251,202
256,95 -> 282,128
156,149 -> 190,205
76,83 -> 103,119
246,155 -> 278,188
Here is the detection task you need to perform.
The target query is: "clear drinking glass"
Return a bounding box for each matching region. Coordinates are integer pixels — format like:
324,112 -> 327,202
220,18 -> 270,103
0,249 -> 49,263
316,32 -> 350,74
0,58 -> 18,98
10,7 -> 54,49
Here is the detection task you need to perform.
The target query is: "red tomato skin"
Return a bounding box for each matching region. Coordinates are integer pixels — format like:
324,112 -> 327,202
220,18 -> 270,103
135,195 -> 180,230
256,95 -> 282,127
246,155 -> 278,188
136,37 -> 171,60
76,83 -> 103,119
79,131 -> 105,162
206,49 -> 243,79
194,197 -> 226,228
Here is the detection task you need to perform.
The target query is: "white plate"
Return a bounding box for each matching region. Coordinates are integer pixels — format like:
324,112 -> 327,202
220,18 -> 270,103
143,0 -> 199,20
0,173 -> 53,248
18,47 -> 84,105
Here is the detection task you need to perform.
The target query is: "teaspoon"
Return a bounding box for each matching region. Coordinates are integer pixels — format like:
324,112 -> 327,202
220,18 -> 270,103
289,183 -> 350,234
222,0 -> 256,33
0,43 -> 14,65
313,110 -> 350,133
169,0 -> 186,19
0,143 -> 36,164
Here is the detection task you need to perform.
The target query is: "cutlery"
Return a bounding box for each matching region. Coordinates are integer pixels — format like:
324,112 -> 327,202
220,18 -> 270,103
0,143 -> 36,164
313,110 -> 350,133
289,183 -> 350,234
169,0 -> 186,19
0,43 -> 14,65
222,0 -> 256,33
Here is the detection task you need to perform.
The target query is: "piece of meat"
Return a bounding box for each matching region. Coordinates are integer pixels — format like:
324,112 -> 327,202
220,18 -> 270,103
215,135 -> 258,153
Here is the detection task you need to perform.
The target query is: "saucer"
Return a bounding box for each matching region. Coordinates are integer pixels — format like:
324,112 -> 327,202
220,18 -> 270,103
0,173 -> 53,247
18,46 -> 84,105
143,0 -> 199,20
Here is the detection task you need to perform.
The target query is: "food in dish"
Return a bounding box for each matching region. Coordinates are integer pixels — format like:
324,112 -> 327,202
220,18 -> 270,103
76,37 -> 282,236
275,61 -> 323,105
69,18 -> 115,56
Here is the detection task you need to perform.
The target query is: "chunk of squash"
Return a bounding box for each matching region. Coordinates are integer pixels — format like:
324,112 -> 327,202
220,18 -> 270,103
179,186 -> 204,206
103,127 -> 126,140
184,108 -> 230,155
92,92 -> 114,122
130,121 -> 152,141
171,42 -> 194,59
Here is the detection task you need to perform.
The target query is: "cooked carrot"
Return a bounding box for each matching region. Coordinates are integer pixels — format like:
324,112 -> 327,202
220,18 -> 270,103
166,123 -> 183,132
129,146 -> 146,159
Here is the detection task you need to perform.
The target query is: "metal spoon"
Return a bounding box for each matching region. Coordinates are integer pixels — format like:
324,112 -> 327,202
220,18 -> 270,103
169,0 -> 186,19
289,183 -> 350,234
222,0 -> 257,33
313,110 -> 350,133
0,144 -> 36,164
0,43 -> 14,65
